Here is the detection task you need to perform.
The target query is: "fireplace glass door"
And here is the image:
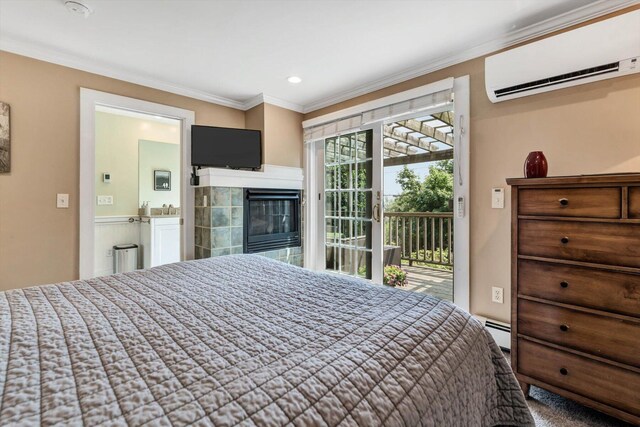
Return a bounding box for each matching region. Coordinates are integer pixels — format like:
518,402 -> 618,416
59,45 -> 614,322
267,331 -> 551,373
244,189 -> 301,253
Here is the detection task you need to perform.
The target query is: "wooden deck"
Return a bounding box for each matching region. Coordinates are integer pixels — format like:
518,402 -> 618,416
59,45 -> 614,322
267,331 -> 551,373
400,265 -> 453,302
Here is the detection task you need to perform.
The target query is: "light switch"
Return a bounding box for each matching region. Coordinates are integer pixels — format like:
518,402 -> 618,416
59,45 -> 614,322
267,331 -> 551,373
57,193 -> 69,208
491,188 -> 504,209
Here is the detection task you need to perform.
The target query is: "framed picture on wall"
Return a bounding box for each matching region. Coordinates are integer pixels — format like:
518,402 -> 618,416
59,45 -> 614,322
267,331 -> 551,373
0,102 -> 10,173
154,170 -> 171,191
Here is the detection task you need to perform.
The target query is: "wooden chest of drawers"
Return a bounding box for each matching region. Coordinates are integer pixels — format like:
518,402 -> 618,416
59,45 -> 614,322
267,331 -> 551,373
507,174 -> 640,425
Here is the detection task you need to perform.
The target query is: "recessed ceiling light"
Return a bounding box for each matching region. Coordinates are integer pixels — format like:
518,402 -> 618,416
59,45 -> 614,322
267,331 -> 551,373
64,0 -> 93,18
287,76 -> 302,84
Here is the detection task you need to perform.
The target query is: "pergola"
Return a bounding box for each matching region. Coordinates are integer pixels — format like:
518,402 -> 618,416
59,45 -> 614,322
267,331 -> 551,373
383,111 -> 454,167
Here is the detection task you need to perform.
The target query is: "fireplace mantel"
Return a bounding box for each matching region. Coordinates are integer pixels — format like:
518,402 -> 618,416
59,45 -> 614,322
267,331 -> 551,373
197,164 -> 303,189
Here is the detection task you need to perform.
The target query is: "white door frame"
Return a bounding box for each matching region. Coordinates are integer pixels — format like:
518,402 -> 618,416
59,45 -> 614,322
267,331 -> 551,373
304,76 -> 470,312
451,75 -> 470,312
79,88 -> 195,279
306,127 -> 384,282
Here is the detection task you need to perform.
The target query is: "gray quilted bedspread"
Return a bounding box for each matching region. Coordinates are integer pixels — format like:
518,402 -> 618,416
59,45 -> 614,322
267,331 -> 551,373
0,255 -> 533,426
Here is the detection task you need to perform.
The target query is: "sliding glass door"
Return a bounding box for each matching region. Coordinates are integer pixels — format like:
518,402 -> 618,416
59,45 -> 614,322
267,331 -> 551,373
317,115 -> 458,293
322,130 -> 382,280
305,77 -> 469,310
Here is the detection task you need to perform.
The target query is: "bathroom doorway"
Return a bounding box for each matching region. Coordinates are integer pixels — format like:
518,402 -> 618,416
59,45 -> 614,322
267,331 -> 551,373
93,107 -> 181,276
79,89 -> 195,279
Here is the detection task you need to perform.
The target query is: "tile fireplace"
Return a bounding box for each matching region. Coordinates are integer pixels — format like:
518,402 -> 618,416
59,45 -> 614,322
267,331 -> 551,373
194,185 -> 303,266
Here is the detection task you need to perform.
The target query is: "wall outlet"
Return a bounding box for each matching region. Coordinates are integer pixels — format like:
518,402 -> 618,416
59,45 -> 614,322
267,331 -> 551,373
97,195 -> 113,205
106,249 -> 113,257
492,286 -> 504,304
56,193 -> 69,208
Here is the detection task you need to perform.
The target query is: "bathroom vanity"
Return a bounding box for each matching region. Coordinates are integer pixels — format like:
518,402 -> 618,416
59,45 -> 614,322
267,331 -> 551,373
140,215 -> 181,268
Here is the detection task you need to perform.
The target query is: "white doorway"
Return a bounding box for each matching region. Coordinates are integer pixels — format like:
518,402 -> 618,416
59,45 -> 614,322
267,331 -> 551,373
304,76 -> 470,311
79,89 -> 195,279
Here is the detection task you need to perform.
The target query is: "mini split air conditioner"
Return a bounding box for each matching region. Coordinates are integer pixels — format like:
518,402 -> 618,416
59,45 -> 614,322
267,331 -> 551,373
485,10 -> 640,103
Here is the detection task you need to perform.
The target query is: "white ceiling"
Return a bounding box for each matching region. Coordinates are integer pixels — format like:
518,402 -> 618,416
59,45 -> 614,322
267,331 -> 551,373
0,0 -> 634,112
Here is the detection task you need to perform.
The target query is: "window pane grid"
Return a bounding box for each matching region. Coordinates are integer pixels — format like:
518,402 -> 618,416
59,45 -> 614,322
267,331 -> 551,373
324,130 -> 372,279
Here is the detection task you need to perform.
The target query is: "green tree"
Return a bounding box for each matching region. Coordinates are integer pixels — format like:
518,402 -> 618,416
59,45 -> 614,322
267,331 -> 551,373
388,166 -> 421,212
388,159 -> 453,212
386,160 -> 454,269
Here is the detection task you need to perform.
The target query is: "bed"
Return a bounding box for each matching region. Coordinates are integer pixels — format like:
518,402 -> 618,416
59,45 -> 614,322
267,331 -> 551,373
0,255 -> 533,426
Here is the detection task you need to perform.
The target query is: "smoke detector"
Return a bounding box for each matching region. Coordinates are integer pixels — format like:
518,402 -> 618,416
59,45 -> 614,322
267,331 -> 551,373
64,0 -> 93,17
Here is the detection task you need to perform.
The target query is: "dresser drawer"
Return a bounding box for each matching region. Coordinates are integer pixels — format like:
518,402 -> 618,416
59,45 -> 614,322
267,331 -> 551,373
519,187 -> 621,218
518,339 -> 640,417
630,186 -> 640,219
518,299 -> 640,366
519,220 -> 640,268
518,260 -> 640,317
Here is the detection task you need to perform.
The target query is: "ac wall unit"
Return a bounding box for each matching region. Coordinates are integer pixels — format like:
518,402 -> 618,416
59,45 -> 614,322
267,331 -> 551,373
485,10 -> 640,103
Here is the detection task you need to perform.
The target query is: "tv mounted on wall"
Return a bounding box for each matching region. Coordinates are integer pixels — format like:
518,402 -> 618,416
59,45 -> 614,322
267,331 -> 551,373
191,125 -> 262,170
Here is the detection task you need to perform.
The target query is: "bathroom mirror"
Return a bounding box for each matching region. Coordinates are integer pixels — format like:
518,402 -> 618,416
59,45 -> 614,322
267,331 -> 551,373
139,139 -> 180,209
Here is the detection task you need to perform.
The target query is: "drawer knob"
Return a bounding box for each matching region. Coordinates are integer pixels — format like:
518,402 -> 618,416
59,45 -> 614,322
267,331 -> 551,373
560,281 -> 569,288
560,236 -> 570,244
560,324 -> 570,332
560,367 -> 568,376
559,198 -> 569,206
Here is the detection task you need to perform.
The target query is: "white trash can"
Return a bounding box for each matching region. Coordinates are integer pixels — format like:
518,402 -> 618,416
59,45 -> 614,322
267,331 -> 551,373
113,244 -> 138,274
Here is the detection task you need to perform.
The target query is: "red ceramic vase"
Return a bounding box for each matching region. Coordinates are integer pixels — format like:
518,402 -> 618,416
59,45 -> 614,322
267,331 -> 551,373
524,151 -> 548,178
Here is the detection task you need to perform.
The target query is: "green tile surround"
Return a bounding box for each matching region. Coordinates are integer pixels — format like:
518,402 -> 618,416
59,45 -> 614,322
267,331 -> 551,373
194,186 -> 303,267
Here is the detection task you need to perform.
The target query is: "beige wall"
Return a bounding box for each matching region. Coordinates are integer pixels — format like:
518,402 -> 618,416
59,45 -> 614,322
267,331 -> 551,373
245,103 -> 265,134
263,103 -> 303,168
305,9 -> 640,322
245,103 -> 266,164
95,112 -> 180,216
245,103 -> 303,168
0,51 -> 245,290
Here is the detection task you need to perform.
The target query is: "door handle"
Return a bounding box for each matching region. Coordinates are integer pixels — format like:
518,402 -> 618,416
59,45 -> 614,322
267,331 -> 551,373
373,203 -> 380,223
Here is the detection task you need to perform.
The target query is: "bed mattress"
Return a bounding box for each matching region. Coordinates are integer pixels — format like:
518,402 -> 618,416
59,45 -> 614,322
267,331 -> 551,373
0,255 -> 533,426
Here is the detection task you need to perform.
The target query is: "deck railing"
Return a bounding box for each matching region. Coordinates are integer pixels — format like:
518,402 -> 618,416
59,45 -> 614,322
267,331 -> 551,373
384,212 -> 453,267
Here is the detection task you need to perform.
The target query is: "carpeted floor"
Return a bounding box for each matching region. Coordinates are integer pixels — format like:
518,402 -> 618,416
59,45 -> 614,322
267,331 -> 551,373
501,350 -> 632,426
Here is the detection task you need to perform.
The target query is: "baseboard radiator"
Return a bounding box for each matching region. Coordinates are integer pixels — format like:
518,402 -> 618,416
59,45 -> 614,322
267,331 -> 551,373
474,316 -> 511,350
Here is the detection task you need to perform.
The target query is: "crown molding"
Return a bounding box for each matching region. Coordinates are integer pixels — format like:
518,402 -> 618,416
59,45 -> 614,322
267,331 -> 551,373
2,0 -> 637,116
241,93 -> 304,113
0,35 -> 247,110
261,94 -> 304,113
242,94 -> 266,111
301,0 -> 640,113
0,35 -> 306,113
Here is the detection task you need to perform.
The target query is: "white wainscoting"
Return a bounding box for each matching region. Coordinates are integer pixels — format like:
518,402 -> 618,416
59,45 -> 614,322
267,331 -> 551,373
94,216 -> 141,277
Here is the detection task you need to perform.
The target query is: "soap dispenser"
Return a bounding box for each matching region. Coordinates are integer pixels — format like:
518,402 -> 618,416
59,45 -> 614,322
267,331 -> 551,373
143,201 -> 151,216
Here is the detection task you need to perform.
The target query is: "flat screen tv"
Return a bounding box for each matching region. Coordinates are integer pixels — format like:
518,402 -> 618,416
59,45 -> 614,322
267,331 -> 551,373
191,125 -> 262,169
